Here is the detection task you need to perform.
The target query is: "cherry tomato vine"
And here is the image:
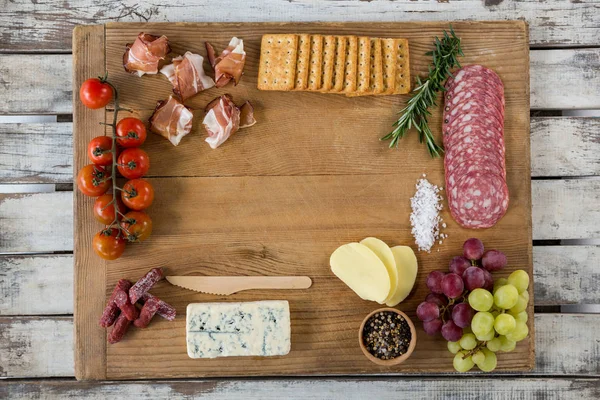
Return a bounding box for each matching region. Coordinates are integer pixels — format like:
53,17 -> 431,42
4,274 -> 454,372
77,74 -> 153,260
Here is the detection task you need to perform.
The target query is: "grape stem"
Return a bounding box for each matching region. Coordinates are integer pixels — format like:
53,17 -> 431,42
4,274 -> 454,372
461,341 -> 489,360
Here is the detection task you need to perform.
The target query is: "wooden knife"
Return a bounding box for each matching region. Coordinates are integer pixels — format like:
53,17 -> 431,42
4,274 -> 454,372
165,276 -> 313,296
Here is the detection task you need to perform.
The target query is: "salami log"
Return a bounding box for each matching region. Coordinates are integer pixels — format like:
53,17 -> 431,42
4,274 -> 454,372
114,289 -> 139,321
141,292 -> 177,321
133,296 -> 160,328
99,279 -> 131,328
108,313 -> 132,344
129,267 -> 164,303
443,65 -> 509,229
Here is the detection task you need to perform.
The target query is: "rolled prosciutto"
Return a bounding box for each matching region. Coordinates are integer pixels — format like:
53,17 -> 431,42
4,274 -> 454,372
205,37 -> 246,88
123,33 -> 170,76
202,95 -> 255,149
149,96 -> 194,146
160,51 -> 215,101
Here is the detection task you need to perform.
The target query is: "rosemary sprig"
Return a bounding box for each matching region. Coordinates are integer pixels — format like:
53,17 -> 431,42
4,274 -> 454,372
381,27 -> 463,158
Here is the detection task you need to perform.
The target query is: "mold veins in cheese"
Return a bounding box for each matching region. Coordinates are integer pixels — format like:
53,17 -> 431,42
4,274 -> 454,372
330,243 -> 391,303
186,301 -> 291,359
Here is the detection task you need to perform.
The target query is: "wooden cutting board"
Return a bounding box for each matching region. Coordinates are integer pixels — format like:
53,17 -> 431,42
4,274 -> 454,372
73,21 -> 533,380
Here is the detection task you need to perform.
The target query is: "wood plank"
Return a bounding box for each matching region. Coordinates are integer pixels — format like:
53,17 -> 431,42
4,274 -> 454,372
0,55 -> 72,115
1,314 -> 598,378
531,117 -> 600,177
1,0 -> 598,51
533,246 -> 600,306
531,48 -> 600,109
2,117 -> 598,184
0,49 -> 598,115
72,25 -> 107,381
1,245 -> 597,316
0,255 -> 73,315
2,378 -> 600,399
0,317 -> 74,378
0,192 -> 73,253
4,177 -> 598,253
0,123 -> 73,183
532,179 -> 600,240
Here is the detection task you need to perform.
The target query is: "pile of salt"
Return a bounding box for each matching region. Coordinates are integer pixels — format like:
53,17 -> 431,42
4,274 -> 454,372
410,176 -> 447,252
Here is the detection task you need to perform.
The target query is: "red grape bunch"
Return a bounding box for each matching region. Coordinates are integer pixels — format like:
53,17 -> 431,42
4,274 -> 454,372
416,238 -> 508,343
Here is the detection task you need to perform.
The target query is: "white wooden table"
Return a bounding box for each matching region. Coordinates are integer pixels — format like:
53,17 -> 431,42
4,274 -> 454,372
1,1 -> 599,398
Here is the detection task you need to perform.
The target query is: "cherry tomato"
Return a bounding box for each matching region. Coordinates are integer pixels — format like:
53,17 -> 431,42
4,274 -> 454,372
87,136 -> 113,165
93,194 -> 127,225
117,148 -> 150,179
120,211 -> 153,242
116,117 -> 147,148
80,78 -> 113,109
121,179 -> 154,210
76,164 -> 112,197
93,228 -> 126,260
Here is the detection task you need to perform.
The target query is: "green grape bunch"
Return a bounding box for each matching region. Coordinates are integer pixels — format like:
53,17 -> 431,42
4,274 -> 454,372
449,268 -> 531,372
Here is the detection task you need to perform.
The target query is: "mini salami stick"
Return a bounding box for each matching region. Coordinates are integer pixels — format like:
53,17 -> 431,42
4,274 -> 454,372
142,292 -> 177,321
129,268 -> 164,304
99,279 -> 132,327
99,304 -> 120,328
108,313 -> 132,344
114,290 -> 140,321
133,297 -> 160,328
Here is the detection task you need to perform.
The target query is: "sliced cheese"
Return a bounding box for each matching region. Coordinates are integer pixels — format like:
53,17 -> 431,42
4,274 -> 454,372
330,242 -> 391,303
360,237 -> 398,304
385,245 -> 418,307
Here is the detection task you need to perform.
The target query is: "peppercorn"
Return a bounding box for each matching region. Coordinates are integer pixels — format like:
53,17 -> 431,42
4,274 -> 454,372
362,311 -> 411,360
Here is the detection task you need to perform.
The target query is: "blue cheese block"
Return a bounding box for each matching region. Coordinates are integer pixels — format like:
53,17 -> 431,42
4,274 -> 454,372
186,300 -> 291,359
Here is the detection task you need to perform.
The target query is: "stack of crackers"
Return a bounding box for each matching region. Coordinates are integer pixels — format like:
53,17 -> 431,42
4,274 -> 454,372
257,34 -> 410,96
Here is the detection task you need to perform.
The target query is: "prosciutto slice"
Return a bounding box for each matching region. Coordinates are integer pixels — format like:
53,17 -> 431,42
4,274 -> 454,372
205,37 -> 246,88
202,95 -> 256,149
123,33 -> 170,76
160,52 -> 215,101
148,96 -> 194,146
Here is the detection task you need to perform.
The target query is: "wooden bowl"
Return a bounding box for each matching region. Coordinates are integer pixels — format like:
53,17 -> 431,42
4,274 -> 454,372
358,307 -> 417,366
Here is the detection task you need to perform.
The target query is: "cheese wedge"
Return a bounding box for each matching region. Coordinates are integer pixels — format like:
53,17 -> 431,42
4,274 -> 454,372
385,246 -> 418,307
360,237 -> 398,304
330,243 -> 391,303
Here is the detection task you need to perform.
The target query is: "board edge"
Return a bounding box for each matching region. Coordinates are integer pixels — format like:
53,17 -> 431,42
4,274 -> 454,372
73,24 -> 108,381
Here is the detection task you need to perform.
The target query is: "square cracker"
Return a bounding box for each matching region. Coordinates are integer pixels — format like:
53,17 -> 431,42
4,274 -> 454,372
393,38 -> 411,95
342,36 -> 358,93
307,35 -> 324,91
294,34 -> 311,90
258,34 -> 298,91
330,36 -> 347,93
369,38 -> 384,94
380,38 -> 398,95
319,35 -> 336,92
355,36 -> 371,94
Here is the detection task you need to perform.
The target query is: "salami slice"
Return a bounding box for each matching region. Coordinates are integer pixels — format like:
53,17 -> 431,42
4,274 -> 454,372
447,172 -> 509,229
446,65 -> 504,92
445,131 -> 505,163
444,93 -> 504,127
444,121 -> 505,152
446,158 -> 504,188
445,84 -> 505,111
